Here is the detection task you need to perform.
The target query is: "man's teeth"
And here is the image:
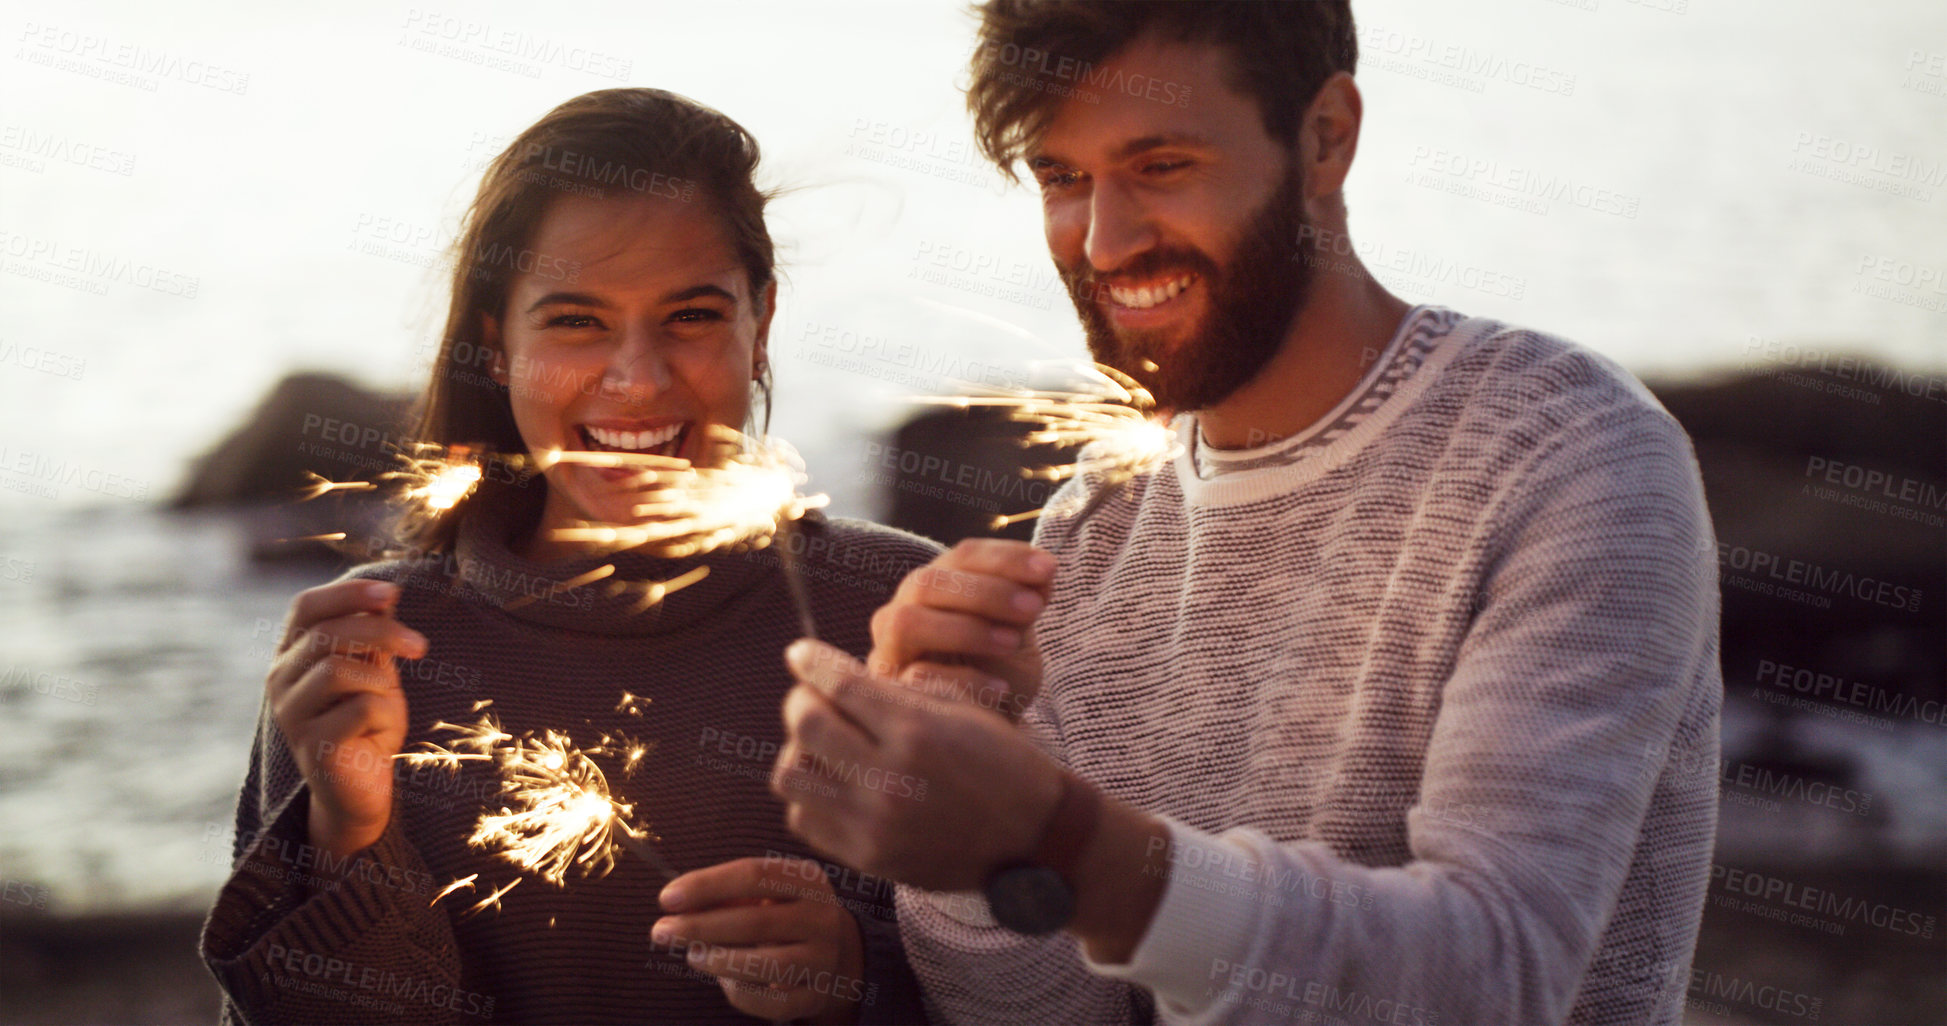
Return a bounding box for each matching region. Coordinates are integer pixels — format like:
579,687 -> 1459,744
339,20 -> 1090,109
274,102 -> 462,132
584,423 -> 683,451
1109,275 -> 1195,310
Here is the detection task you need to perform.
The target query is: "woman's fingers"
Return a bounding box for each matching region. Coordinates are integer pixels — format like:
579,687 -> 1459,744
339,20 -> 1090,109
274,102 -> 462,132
268,612 -> 426,696
280,579 -> 400,652
274,653 -> 402,733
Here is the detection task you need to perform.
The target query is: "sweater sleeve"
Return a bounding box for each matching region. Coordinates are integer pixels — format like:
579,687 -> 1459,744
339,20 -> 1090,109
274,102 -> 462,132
1082,401 -> 1721,1025
201,707 -> 479,1025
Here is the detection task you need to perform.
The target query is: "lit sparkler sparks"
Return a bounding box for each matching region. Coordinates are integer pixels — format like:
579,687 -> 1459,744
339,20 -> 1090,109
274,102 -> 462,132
541,429 -> 829,637
918,363 -> 1183,528
400,700 -> 678,914
385,443 -> 485,513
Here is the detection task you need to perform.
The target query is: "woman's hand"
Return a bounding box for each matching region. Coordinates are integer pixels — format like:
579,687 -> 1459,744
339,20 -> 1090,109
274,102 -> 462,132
266,579 -> 426,863
867,538 -> 1055,721
653,856 -> 868,1025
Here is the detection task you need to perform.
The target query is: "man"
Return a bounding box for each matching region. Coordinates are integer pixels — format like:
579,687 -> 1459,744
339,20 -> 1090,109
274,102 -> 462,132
767,3 -> 1721,1023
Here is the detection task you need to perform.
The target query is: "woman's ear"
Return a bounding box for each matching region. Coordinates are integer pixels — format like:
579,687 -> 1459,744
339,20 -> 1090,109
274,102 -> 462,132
483,315 -> 510,386
751,279 -> 777,382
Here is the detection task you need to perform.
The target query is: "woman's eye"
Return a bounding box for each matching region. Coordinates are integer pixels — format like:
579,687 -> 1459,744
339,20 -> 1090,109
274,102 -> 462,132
546,313 -> 600,329
670,308 -> 725,324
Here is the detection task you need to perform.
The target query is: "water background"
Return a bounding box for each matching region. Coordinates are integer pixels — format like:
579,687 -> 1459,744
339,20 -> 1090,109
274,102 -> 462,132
1,0 -> 1943,914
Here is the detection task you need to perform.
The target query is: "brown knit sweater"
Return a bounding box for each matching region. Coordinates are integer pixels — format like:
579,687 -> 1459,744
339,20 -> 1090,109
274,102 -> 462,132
201,488 -> 942,1024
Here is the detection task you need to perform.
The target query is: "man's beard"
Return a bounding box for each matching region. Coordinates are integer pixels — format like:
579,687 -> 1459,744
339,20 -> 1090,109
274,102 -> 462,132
1059,174 -> 1313,414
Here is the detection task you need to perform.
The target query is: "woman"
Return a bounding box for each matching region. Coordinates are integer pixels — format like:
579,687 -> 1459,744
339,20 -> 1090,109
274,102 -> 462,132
201,88 -> 939,1024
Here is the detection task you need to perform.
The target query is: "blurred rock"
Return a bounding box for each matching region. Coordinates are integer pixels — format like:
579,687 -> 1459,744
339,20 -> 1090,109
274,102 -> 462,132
170,372 -> 414,562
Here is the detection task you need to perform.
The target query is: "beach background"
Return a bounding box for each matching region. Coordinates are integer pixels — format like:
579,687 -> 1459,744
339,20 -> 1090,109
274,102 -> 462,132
1,0 -> 1942,1022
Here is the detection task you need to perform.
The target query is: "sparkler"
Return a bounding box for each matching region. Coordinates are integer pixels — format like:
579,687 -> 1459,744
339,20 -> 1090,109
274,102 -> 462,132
918,363 -> 1182,529
542,428 -> 829,638
400,699 -> 679,915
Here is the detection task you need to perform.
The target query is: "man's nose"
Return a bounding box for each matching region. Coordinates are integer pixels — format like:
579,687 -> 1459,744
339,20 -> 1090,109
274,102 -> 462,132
1083,178 -> 1156,273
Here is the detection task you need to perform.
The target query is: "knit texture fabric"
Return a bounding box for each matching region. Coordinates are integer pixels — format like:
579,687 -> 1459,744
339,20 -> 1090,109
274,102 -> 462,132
201,487 -> 942,1024
895,308 -> 1723,1026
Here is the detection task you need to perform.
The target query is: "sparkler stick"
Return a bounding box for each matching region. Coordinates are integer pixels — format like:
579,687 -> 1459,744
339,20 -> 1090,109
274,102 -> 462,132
399,701 -> 679,914
918,363 -> 1182,529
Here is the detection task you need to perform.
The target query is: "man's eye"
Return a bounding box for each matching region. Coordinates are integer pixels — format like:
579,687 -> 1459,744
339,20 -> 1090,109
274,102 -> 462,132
671,308 -> 725,324
1142,160 -> 1190,176
1036,168 -> 1081,189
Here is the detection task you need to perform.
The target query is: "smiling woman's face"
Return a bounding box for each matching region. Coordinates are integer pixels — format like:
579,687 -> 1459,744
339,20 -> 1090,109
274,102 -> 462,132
488,192 -> 773,558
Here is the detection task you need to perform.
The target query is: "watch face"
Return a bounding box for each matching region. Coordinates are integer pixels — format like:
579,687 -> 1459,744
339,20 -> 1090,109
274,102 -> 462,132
985,864 -> 1075,936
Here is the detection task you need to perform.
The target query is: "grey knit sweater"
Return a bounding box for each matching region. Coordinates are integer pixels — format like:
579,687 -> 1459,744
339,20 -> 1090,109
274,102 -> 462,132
202,488 -> 941,1024
896,308 -> 1723,1025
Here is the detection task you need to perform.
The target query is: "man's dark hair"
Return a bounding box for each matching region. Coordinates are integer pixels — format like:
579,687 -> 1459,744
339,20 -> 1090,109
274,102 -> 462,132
967,0 -> 1358,180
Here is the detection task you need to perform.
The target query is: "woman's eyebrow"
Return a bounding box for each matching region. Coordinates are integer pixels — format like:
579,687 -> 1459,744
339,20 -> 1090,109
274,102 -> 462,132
525,291 -> 610,313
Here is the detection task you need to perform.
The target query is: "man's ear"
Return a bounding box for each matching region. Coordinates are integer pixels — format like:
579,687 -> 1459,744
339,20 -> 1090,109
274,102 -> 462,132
751,279 -> 778,381
483,315 -> 510,386
1299,71 -> 1362,210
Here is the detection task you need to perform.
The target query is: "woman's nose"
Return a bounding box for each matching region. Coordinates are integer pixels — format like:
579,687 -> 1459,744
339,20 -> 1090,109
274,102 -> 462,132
601,327 -> 672,400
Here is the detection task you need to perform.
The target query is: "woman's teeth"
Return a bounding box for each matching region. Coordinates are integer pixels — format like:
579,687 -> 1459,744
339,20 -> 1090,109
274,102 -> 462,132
581,423 -> 686,455
1108,274 -> 1195,310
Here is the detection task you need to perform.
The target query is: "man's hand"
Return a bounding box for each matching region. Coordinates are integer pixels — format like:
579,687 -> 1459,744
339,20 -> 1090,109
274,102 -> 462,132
868,539 -> 1056,720
774,639 -> 1065,891
652,856 -> 866,1024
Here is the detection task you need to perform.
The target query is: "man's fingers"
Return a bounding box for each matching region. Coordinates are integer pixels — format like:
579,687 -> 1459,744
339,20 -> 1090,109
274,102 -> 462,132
659,856 -> 792,913
281,580 -> 400,652
891,561 -> 1047,627
938,538 -> 1058,588
689,942 -> 820,988
782,638 -> 926,743
656,903 -> 813,950
899,661 -> 1015,710
871,603 -> 1025,670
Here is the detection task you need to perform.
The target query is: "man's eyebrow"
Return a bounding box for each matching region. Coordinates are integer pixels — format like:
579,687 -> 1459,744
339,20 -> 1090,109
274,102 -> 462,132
1109,133 -> 1213,161
1027,133 -> 1215,170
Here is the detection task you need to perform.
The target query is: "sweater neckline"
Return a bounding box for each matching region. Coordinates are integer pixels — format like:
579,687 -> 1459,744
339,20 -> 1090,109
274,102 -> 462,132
449,486 -> 783,637
1173,310 -> 1500,509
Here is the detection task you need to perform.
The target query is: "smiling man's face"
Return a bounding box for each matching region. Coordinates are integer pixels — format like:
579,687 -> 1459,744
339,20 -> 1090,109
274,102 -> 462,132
1031,34 -> 1312,414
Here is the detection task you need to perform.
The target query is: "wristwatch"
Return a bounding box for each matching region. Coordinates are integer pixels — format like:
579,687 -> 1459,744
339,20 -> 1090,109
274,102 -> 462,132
983,771 -> 1103,935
